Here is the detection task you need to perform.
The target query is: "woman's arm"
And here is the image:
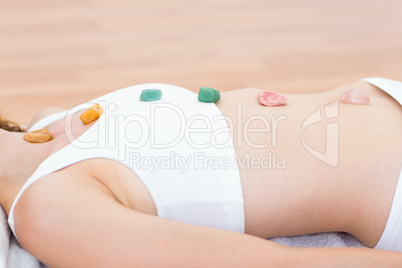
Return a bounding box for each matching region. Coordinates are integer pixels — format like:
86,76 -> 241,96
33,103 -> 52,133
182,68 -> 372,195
26,107 -> 65,131
13,172 -> 402,268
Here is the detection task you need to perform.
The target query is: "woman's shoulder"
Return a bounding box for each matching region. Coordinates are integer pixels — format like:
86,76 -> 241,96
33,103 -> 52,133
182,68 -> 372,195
12,158 -> 156,238
10,163 -> 153,267
12,166 -> 116,238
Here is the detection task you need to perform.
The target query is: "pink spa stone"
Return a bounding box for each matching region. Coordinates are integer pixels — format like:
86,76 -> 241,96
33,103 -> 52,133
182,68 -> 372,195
341,89 -> 370,105
259,91 -> 287,107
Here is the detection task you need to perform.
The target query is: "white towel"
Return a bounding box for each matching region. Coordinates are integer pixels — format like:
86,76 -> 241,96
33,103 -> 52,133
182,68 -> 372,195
269,232 -> 367,248
0,207 -> 45,268
0,207 -> 9,268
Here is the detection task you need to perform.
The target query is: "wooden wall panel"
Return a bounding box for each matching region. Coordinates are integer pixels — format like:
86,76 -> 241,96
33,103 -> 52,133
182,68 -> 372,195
1,0 -> 401,124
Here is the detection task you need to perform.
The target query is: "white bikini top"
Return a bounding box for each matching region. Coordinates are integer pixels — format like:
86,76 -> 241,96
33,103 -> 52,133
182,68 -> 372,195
8,83 -> 245,238
361,77 -> 402,252
361,77 -> 402,105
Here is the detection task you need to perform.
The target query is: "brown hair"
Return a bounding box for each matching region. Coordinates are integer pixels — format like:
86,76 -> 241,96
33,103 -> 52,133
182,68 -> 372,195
0,116 -> 22,132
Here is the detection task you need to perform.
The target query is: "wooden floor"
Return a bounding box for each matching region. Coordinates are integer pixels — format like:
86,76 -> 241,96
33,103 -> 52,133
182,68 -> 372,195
1,0 -> 402,124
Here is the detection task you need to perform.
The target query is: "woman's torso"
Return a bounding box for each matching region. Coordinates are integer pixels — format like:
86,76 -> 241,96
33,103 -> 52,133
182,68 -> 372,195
10,79 -> 402,241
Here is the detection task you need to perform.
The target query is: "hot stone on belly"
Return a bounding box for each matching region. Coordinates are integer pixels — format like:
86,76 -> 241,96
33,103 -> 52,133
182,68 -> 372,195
197,87 -> 221,103
341,89 -> 370,105
140,89 -> 162,101
259,91 -> 287,107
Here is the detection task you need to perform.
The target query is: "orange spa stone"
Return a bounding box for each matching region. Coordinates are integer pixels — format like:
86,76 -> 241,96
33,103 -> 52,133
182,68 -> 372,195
24,128 -> 53,143
80,104 -> 104,125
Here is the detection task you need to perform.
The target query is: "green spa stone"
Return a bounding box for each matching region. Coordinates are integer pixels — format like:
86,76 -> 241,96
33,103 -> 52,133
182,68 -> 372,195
140,89 -> 162,102
197,87 -> 221,103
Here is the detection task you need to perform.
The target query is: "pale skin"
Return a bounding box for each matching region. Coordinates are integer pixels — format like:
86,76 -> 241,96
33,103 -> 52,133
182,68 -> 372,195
0,80 -> 401,267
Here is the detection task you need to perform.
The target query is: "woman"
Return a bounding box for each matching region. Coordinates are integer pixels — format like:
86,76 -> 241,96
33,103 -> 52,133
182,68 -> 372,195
0,77 -> 401,267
